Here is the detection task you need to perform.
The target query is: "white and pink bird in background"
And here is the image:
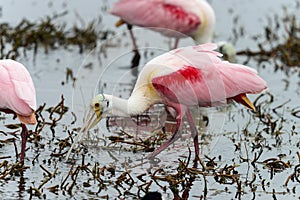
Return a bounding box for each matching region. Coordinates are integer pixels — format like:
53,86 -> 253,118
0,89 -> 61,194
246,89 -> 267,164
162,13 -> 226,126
66,43 -> 267,160
0,59 -> 37,163
110,0 -> 221,66
110,0 -> 215,46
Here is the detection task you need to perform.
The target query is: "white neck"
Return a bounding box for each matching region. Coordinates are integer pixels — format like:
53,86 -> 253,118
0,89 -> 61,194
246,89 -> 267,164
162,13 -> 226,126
193,0 -> 215,44
105,93 -> 155,117
107,96 -> 130,117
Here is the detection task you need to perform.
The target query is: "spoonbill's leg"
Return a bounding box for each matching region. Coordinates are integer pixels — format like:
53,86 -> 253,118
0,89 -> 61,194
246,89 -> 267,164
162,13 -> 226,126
20,124 -> 28,164
0,109 -> 28,164
127,24 -> 141,68
173,38 -> 180,49
185,109 -> 199,157
147,113 -> 183,159
163,106 -> 177,134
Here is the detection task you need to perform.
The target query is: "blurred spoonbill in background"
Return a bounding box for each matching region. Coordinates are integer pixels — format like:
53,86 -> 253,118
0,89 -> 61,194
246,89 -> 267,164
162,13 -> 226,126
66,43 -> 267,160
0,59 -> 37,163
110,0 -> 216,66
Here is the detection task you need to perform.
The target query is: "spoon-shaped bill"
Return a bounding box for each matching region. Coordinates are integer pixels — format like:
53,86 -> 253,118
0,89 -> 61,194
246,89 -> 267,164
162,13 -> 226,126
65,107 -> 100,161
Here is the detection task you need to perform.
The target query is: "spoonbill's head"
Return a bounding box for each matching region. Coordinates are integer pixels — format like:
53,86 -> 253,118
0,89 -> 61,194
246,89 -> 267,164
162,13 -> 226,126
64,94 -> 113,161
81,94 -> 112,131
217,41 -> 236,63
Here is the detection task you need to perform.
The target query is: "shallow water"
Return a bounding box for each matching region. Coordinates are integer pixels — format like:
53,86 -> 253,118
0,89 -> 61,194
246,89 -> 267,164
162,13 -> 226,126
0,0 -> 299,199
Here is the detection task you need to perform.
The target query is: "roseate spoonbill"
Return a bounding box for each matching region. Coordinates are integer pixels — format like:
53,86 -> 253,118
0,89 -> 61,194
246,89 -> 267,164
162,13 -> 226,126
66,43 -> 267,160
110,0 -> 216,66
0,59 -> 37,163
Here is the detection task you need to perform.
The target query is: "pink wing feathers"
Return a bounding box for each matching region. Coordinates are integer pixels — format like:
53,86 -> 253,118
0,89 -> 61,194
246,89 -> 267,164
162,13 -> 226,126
151,44 -> 267,107
110,0 -> 201,37
0,59 -> 37,119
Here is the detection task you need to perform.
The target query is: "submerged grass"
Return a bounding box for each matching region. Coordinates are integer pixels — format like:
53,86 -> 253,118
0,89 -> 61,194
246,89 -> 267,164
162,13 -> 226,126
236,6 -> 300,69
1,92 -> 299,199
0,12 -> 114,60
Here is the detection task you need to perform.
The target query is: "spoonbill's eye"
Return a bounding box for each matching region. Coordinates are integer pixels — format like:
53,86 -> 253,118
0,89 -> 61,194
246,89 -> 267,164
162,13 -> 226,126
95,103 -> 100,108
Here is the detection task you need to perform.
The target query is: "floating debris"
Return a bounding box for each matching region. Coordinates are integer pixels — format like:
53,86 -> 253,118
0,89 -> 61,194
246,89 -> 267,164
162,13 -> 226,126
0,12 -> 115,60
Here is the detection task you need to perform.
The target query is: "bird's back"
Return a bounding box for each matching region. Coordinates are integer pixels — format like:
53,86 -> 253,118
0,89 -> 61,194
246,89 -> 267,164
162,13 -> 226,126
139,44 -> 267,106
0,59 -> 36,117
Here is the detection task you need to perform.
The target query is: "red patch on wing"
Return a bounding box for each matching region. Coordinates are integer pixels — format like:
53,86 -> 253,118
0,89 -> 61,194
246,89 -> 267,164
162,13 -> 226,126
152,66 -> 202,102
177,65 -> 202,81
163,4 -> 200,29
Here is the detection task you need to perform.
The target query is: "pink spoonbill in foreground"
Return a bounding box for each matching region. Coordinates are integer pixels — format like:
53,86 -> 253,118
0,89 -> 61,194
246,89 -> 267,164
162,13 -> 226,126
66,43 -> 267,160
110,0 -> 216,66
0,59 -> 37,163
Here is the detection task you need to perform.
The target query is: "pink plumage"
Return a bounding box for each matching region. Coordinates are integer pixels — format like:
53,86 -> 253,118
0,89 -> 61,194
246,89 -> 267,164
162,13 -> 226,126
0,59 -> 36,124
130,43 -> 267,157
149,43 -> 267,107
110,0 -> 215,43
141,43 -> 267,157
69,43 -> 268,160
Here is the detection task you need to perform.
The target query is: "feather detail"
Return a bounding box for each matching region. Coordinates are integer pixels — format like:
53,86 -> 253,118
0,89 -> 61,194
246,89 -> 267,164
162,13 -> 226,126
149,44 -> 267,107
0,59 -> 37,116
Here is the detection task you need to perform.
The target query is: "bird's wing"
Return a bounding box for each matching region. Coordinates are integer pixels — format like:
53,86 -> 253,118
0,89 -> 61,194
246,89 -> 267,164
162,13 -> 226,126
151,44 -> 267,107
110,0 -> 201,37
0,60 -> 36,112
